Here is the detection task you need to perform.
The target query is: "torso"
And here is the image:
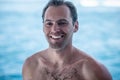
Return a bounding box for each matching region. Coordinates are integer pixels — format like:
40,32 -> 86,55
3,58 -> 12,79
23,48 -> 112,80
32,59 -> 87,80
42,63 -> 85,80
30,50 -> 90,80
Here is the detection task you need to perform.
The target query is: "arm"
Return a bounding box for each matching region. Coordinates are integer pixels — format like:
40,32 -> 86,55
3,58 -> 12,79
82,59 -> 112,80
22,58 -> 33,80
22,56 -> 48,80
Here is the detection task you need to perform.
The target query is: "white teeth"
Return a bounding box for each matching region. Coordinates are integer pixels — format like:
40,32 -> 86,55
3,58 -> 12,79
51,35 -> 62,39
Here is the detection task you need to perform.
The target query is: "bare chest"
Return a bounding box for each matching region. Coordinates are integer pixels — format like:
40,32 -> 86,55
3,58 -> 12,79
46,67 -> 84,80
34,64 -> 85,80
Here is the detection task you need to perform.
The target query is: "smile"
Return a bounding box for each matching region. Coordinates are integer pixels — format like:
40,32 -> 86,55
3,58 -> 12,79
50,35 -> 64,40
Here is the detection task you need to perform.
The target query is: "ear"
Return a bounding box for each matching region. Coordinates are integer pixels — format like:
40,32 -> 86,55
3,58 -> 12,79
73,21 -> 79,33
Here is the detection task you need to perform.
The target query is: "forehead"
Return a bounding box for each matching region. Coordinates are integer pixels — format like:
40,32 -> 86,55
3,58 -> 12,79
44,5 -> 72,21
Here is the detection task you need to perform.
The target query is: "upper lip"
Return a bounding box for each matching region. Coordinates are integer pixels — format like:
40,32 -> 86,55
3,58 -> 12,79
51,35 -> 62,38
49,34 -> 64,39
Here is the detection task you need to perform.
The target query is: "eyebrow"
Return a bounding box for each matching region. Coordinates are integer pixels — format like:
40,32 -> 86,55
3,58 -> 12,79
57,19 -> 68,22
44,19 -> 68,22
44,19 -> 53,22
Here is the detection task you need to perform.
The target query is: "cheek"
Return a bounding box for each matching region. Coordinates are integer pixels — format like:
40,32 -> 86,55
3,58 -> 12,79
43,30 -> 48,37
63,25 -> 72,31
67,26 -> 74,33
43,28 -> 46,35
43,27 -> 50,34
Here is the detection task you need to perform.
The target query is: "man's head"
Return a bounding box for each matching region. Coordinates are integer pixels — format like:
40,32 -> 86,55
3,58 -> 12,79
42,0 -> 78,25
42,0 -> 78,49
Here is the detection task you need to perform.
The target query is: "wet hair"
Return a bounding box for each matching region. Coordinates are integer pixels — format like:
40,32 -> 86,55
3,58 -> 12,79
42,0 -> 78,24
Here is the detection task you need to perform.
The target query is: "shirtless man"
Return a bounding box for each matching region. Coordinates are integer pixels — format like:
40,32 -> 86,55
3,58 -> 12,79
22,0 -> 112,80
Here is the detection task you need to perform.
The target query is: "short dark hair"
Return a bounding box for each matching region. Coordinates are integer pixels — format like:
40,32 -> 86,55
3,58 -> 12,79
42,0 -> 78,24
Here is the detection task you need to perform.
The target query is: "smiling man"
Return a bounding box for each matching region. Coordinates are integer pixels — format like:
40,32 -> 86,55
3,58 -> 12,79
22,0 -> 112,80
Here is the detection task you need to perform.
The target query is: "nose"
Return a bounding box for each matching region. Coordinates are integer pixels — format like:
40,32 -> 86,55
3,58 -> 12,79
51,23 -> 60,32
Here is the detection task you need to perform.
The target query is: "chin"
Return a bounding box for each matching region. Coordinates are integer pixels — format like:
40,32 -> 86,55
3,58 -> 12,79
49,43 -> 65,49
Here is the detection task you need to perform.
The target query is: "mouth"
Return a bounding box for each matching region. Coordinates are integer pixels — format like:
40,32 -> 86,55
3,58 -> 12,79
50,35 -> 64,40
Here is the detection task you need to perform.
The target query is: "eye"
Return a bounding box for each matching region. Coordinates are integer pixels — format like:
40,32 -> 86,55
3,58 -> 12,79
44,22 -> 53,27
57,21 -> 68,26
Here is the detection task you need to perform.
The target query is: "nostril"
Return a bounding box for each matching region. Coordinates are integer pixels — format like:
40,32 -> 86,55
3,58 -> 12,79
50,35 -> 52,38
51,25 -> 60,31
61,35 -> 64,38
51,29 -> 61,33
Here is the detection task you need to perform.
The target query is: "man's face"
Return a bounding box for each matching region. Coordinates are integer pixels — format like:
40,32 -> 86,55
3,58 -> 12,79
43,5 -> 78,49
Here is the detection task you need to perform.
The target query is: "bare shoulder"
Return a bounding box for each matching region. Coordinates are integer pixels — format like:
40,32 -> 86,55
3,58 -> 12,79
82,57 -> 112,80
74,49 -> 112,80
22,50 -> 47,80
22,50 -> 45,69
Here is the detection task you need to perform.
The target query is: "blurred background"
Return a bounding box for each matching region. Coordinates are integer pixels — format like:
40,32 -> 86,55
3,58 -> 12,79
0,0 -> 120,80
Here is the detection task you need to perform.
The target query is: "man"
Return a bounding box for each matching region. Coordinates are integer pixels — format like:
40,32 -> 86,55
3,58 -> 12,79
22,0 -> 112,80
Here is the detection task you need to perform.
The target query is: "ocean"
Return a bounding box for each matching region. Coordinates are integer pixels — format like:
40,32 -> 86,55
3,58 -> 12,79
0,1 -> 120,80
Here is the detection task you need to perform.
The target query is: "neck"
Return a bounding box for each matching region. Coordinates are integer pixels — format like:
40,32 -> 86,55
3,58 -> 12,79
47,44 -> 74,66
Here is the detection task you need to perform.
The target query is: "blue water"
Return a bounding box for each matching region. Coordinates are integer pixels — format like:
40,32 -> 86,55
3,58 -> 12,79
0,1 -> 120,80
